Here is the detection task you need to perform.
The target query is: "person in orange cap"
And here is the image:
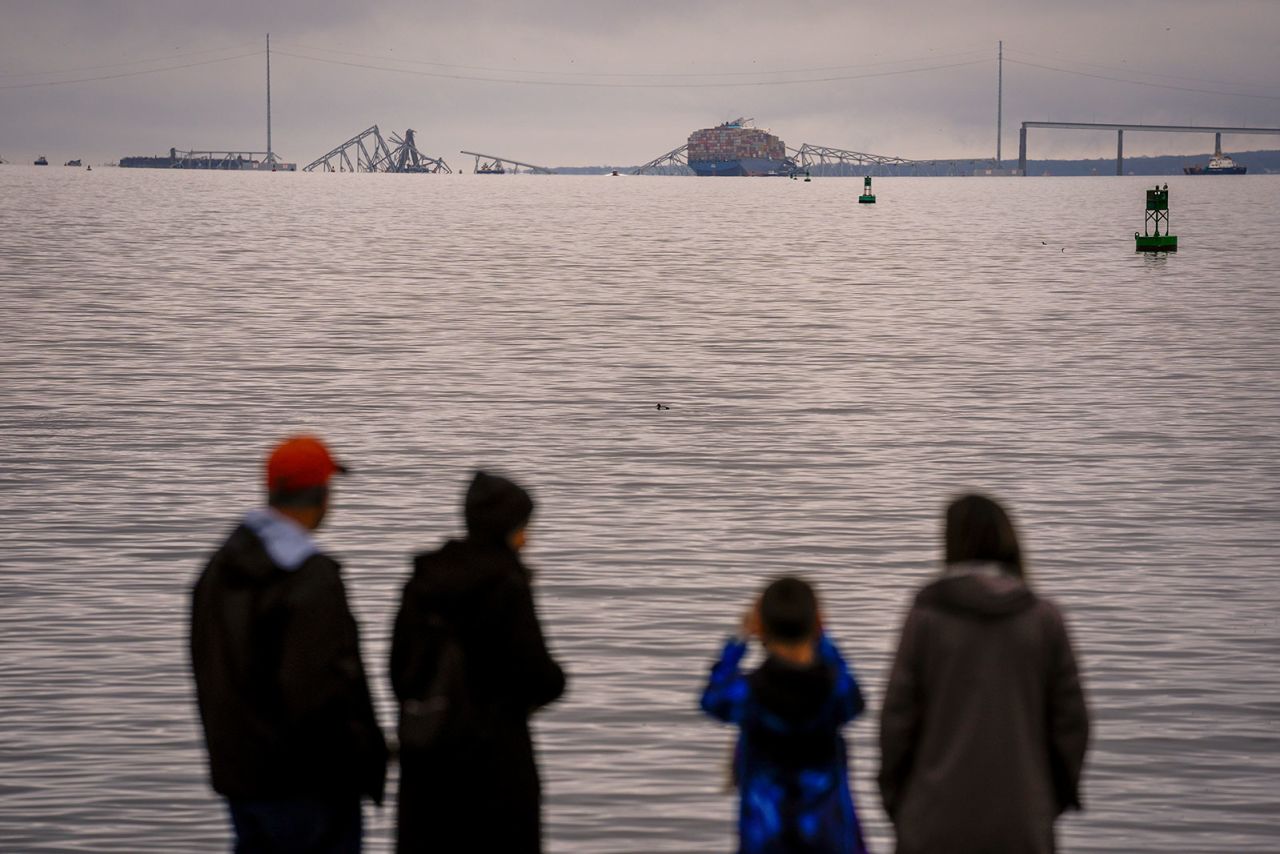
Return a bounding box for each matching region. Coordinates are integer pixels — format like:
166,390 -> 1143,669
191,435 -> 387,853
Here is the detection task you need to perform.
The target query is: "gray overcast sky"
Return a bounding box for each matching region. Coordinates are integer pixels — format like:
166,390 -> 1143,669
2,0 -> 1277,166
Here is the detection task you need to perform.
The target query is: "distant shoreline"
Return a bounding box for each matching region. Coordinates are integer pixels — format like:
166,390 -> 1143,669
10,148 -> 1279,176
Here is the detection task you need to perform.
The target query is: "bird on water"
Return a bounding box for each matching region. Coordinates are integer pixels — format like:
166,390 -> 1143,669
656,403 -> 670,410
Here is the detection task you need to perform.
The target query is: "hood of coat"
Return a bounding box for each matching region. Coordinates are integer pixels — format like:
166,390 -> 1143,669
915,562 -> 1036,620
465,470 -> 534,545
409,538 -> 529,608
213,521 -> 310,586
749,655 -> 836,726
242,508 -> 318,571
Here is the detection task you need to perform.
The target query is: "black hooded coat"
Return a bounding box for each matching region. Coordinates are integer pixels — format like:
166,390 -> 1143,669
190,523 -> 387,805
390,473 -> 566,853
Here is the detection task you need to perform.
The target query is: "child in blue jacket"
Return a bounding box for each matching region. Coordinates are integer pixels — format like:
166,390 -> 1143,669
701,576 -> 869,854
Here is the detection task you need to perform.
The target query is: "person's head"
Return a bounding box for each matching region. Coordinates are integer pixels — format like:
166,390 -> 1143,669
944,493 -> 1024,577
265,435 -> 348,530
464,470 -> 534,550
759,576 -> 819,645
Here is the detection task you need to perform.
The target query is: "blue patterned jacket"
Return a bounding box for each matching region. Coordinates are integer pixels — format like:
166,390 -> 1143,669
701,635 -> 869,854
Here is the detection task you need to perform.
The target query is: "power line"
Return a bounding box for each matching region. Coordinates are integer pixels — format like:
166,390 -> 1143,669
273,49 -> 991,88
0,42 -> 260,79
0,51 -> 263,90
274,40 -> 990,79
1002,46 -> 1276,91
1004,57 -> 1280,101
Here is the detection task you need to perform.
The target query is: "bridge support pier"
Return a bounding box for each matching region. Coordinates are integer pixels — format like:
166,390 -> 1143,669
1018,127 -> 1027,176
1117,129 -> 1124,176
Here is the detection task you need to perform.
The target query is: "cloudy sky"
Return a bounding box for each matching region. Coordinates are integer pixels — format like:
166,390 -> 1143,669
2,0 -> 1277,167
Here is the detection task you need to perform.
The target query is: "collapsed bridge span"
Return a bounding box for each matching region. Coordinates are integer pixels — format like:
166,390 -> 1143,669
304,125 -> 450,173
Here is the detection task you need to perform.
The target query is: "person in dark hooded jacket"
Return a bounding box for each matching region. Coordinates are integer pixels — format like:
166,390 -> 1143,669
701,576 -> 869,854
878,494 -> 1090,854
390,470 -> 566,853
191,435 -> 387,854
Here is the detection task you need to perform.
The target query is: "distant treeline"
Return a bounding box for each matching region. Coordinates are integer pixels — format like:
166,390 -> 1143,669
1012,148 -> 1280,177
551,149 -> 1280,176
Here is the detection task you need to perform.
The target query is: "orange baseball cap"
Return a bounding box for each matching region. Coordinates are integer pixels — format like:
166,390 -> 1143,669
266,435 -> 349,493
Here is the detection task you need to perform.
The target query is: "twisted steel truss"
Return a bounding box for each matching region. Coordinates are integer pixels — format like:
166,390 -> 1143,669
631,144 -> 693,176
789,144 -> 931,176
459,151 -> 556,174
304,125 -> 450,173
632,140 -> 934,176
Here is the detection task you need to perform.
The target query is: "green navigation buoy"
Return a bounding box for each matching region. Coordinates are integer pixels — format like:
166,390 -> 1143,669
804,170 -> 812,183
1135,184 -> 1176,252
858,175 -> 876,204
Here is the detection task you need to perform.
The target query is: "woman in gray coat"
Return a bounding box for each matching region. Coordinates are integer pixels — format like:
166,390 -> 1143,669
879,494 -> 1089,854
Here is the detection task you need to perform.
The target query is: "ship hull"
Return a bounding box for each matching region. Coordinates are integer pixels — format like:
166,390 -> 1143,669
689,157 -> 788,177
1183,165 -> 1247,175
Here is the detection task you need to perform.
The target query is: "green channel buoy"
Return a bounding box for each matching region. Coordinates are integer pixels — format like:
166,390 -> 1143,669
1135,184 -> 1176,252
804,171 -> 812,182
858,175 -> 876,204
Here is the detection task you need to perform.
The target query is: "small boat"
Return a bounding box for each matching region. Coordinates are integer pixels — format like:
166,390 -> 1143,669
475,165 -> 505,174
65,159 -> 82,167
34,155 -> 48,166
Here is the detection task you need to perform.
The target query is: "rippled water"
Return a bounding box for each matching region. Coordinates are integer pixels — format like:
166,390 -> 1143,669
2,167 -> 1278,852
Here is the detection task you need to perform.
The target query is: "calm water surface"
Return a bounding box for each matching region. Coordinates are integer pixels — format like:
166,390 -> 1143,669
1,169 -> 1278,852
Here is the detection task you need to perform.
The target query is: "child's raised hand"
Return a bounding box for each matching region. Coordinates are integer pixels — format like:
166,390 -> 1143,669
741,598 -> 762,640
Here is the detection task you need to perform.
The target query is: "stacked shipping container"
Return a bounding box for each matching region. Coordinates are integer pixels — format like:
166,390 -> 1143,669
687,124 -> 786,162
686,119 -> 787,176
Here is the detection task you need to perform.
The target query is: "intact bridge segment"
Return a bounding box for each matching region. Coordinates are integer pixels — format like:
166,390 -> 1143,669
1017,122 -> 1280,176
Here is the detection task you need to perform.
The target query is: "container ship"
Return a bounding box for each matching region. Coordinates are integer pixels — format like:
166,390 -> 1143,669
687,119 -> 789,176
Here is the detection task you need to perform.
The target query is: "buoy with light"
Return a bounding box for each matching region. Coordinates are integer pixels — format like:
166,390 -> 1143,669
1135,184 -> 1176,252
858,175 -> 876,204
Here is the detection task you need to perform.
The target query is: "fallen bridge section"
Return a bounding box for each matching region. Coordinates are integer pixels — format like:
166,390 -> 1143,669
460,151 -> 556,174
304,125 -> 450,173
790,144 -> 932,176
631,144 -> 693,176
631,141 -> 932,176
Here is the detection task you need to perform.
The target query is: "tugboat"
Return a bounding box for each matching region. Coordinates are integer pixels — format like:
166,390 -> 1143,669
1184,147 -> 1246,175
34,155 -> 48,166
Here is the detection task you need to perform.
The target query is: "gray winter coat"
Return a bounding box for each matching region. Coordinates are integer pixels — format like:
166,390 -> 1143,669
878,563 -> 1089,854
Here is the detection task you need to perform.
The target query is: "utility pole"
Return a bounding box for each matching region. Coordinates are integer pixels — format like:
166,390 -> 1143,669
996,40 -> 1003,166
266,33 -> 273,163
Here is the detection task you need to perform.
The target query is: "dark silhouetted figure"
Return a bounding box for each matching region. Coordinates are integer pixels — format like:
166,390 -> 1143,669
191,435 -> 387,853
879,494 -> 1089,854
391,470 -> 566,853
701,576 -> 869,854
